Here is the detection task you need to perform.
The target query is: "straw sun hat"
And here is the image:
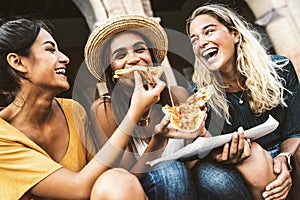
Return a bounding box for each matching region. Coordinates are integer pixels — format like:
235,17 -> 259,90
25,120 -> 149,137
84,15 -> 168,81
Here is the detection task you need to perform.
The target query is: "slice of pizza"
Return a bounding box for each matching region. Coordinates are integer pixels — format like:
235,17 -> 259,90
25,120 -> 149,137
186,85 -> 214,108
113,65 -> 164,85
162,85 -> 213,132
163,103 -> 205,132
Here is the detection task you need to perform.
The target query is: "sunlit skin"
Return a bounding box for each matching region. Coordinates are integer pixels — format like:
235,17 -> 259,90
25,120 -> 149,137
110,32 -> 152,71
189,14 -> 240,82
189,13 -> 295,200
109,32 -> 153,88
1,25 -> 161,199
107,31 -> 209,140
19,28 -> 70,96
91,30 -> 208,175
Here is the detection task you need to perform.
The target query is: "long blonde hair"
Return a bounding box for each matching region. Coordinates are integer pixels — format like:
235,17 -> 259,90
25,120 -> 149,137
186,4 -> 287,123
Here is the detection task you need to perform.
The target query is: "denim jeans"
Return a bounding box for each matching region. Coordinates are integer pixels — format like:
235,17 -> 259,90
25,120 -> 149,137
191,143 -> 281,200
140,160 -> 197,200
191,159 -> 252,200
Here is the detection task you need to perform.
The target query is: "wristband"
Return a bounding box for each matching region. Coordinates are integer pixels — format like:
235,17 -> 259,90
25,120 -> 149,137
276,152 -> 295,173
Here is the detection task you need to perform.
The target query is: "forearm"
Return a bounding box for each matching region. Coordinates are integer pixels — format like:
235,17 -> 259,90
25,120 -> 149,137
31,164 -> 100,199
65,113 -> 139,193
93,112 -> 138,168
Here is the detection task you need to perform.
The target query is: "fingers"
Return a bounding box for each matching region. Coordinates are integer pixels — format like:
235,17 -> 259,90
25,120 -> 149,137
196,118 -> 207,137
273,156 -> 283,174
133,72 -> 165,103
154,114 -> 170,135
215,143 -> 230,162
263,163 -> 292,200
154,114 -> 198,139
263,183 -> 290,200
215,127 -> 251,164
172,129 -> 200,139
263,181 -> 291,199
237,127 -> 245,150
133,71 -> 143,90
134,72 -> 165,90
228,132 -> 239,159
202,110 -> 208,122
227,128 -> 244,162
152,75 -> 166,88
243,138 -> 251,158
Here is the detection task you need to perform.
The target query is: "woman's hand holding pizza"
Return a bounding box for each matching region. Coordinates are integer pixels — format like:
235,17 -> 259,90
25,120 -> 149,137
129,72 -> 166,122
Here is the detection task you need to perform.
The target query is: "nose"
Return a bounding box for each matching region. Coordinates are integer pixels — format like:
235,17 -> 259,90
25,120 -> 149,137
192,35 -> 209,57
198,35 -> 209,49
58,51 -> 70,64
126,52 -> 141,67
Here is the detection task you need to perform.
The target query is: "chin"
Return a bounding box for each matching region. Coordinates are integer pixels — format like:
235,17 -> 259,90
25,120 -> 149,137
207,65 -> 221,72
60,84 -> 70,92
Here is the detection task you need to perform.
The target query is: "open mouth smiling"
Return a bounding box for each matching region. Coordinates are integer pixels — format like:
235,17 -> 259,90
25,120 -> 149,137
202,48 -> 218,61
55,68 -> 66,76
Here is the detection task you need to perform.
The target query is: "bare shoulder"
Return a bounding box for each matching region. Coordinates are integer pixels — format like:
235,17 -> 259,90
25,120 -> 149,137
90,96 -> 111,113
90,96 -> 114,123
90,96 -> 117,139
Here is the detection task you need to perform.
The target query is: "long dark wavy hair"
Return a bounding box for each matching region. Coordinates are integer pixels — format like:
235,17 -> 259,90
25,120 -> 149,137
100,30 -> 173,137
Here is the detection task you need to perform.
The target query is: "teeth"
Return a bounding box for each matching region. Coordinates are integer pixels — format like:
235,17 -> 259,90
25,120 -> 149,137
55,68 -> 66,75
202,48 -> 218,60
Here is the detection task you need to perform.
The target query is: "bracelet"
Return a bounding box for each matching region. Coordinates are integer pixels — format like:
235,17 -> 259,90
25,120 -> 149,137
275,152 -> 295,173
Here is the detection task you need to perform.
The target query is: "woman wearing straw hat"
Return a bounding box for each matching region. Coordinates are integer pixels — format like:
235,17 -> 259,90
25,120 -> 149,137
0,17 -> 166,199
185,4 -> 300,200
85,15 -> 208,199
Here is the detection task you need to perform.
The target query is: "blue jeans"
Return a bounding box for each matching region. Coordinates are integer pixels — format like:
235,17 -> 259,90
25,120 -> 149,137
140,160 -> 197,200
191,159 -> 252,200
191,144 -> 281,200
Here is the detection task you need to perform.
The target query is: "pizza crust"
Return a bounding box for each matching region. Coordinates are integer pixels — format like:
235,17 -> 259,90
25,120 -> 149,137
113,65 -> 164,85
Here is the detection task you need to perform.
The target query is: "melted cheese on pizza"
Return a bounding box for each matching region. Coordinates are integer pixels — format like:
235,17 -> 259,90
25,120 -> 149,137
162,85 -> 213,132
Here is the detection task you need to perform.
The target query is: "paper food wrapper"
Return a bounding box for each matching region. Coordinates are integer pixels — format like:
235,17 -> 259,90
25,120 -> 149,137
147,115 -> 279,166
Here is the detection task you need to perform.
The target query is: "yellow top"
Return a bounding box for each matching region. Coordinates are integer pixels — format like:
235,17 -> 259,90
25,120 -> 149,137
0,98 -> 95,200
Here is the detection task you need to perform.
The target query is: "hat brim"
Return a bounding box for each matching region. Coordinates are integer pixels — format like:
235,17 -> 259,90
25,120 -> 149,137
84,15 -> 168,81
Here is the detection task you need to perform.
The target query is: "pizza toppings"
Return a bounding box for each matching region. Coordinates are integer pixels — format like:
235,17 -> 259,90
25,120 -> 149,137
186,85 -> 213,108
113,65 -> 164,85
163,85 -> 213,132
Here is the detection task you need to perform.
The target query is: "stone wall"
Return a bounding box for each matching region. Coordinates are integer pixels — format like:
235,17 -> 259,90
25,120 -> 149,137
246,0 -> 300,77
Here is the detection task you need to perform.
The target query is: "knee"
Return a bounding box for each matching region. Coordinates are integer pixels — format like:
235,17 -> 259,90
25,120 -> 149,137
193,162 -> 230,190
152,160 -> 192,184
91,168 -> 147,200
192,161 -> 252,199
239,142 -> 272,168
246,142 -> 266,162
142,161 -> 196,199
237,142 -> 274,188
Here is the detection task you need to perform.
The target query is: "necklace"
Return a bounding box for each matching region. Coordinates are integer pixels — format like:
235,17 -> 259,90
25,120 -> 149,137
137,107 -> 152,127
231,90 -> 245,104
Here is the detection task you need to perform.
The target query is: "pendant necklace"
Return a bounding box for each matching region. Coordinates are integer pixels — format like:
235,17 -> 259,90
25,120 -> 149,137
231,90 -> 245,104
